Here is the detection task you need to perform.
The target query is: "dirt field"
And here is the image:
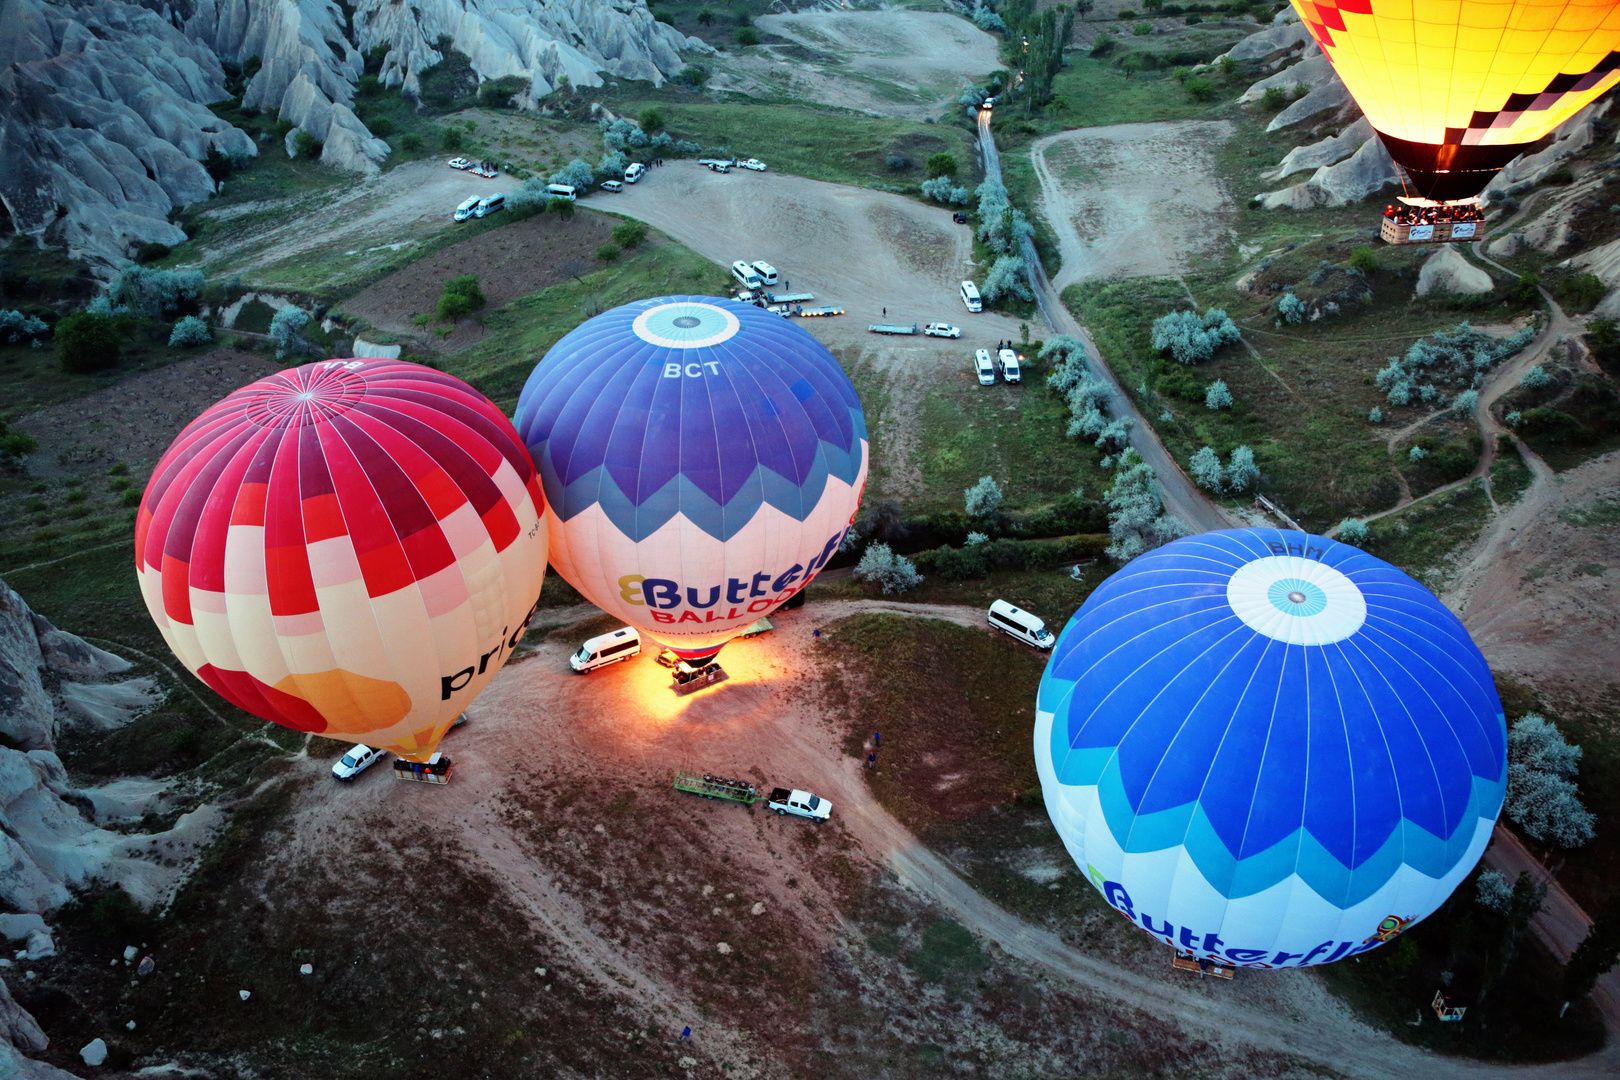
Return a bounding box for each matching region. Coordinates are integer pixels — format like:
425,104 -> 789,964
715,12 -> 1000,118
1031,121 -> 1237,290
338,212 -> 616,352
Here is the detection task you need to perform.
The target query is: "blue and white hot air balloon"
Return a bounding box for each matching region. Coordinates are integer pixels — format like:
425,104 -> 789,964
1035,529 -> 1506,969
513,297 -> 867,662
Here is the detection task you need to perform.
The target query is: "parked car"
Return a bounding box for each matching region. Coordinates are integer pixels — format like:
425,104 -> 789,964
447,157 -> 471,170
600,179 -> 624,193
953,211 -> 968,224
923,322 -> 961,338
332,744 -> 387,781
768,787 -> 832,821
740,158 -> 767,171
624,162 -> 646,183
706,161 -> 732,174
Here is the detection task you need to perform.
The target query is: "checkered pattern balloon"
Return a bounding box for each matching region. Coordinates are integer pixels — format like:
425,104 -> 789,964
136,360 -> 547,759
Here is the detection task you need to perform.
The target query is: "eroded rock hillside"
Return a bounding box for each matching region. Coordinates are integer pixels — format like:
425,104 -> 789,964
0,0 -> 704,269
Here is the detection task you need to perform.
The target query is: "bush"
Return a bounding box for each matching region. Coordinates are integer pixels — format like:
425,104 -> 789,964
437,274 -> 487,321
368,116 -> 397,138
1545,164 -> 1574,186
972,4 -> 1007,31
1349,246 -> 1379,273
55,311 -> 122,373
1090,32 -> 1115,56
1204,379 -> 1232,409
885,154 -> 908,170
1277,291 -> 1305,325
598,149 -> 627,177
292,129 -> 323,160
478,75 -> 526,109
1133,20 -> 1153,34
121,488 -> 142,508
981,254 -> 1032,303
736,26 -> 759,45
920,176 -> 970,205
1375,321 -> 1534,406
0,309 -> 49,344
168,315 -> 211,348
1368,406 -> 1382,424
134,242 -> 171,264
854,542 -> 923,594
0,429 -> 38,461
1553,271 -> 1608,313
1588,318 -> 1620,379
1184,77 -> 1215,101
1189,445 -> 1224,492
1519,364 -> 1552,390
612,221 -> 649,249
547,196 -> 576,220
1261,85 -> 1287,110
639,108 -> 665,135
402,133 -> 421,151
964,475 -> 1003,518
442,128 -> 465,151
675,65 -> 710,87
550,159 -> 595,190
1226,445 -> 1258,492
1506,714 -> 1595,848
596,243 -> 621,263
1408,445 -> 1428,462
1336,518 -> 1369,546
1151,307 -> 1240,364
268,306 -> 311,359
111,266 -> 204,318
654,8 -> 674,23
1105,449 -> 1188,561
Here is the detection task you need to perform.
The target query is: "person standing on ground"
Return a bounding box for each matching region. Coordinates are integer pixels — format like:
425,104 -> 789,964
882,307 -> 886,317
679,1026 -> 691,1043
867,752 -> 876,769
874,732 -> 881,748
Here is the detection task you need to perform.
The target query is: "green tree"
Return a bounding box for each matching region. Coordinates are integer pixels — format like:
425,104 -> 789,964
611,221 -> 649,249
437,275 -> 487,322
639,107 -> 665,135
442,127 -> 464,152
1350,246 -> 1379,273
547,196 -> 575,220
1261,85 -> 1287,110
1563,890 -> 1620,1006
736,25 -> 759,45
697,8 -> 715,25
55,311 -> 122,373
925,152 -> 959,179
596,243 -> 621,263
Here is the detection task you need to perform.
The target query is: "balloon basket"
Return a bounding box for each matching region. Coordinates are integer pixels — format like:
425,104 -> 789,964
393,753 -> 454,785
1171,951 -> 1235,980
672,662 -> 727,695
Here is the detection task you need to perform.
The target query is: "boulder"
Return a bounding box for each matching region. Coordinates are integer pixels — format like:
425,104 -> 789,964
0,916 -> 49,943
79,1039 -> 107,1067
1487,232 -> 1526,259
0,975 -> 48,1053
1416,247 -> 1494,298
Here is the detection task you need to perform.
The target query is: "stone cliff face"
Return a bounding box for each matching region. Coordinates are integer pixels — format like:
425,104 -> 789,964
0,0 -> 705,270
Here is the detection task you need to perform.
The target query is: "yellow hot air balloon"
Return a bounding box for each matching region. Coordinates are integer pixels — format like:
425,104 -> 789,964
1292,0 -> 1620,202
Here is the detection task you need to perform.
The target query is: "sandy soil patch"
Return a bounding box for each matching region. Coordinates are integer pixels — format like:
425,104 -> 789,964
338,212 -> 615,352
713,12 -> 1000,118
1031,121 -> 1237,290
16,350 -> 282,485
603,160 -> 1026,350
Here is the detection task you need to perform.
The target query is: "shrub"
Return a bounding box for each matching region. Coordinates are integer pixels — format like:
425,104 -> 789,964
1509,272 -> 1541,306
596,243 -> 621,263
1261,85 -> 1287,110
1184,12 -> 1202,22
292,129 -> 323,160
1554,271 -> 1607,313
1453,388 -> 1478,414
1189,446 -> 1224,492
1204,379 -> 1232,409
1350,246 -> 1379,273
1105,449 -> 1188,561
981,255 -> 1033,303
1133,20 -> 1154,34
134,242 -> 171,264
736,25 -> 759,45
1375,321 -> 1534,406
598,149 -> 627,177
0,309 -> 49,344
1545,164 -> 1574,186
402,133 -> 421,151
735,8 -> 750,24
1519,364 -> 1552,390
854,542 -> 923,594
1475,870 -> 1514,914
168,315 -> 212,348
1090,32 -> 1115,56
0,429 -> 38,462
1506,714 -> 1595,848
551,159 -> 595,190
437,275 -> 486,321
972,4 -> 1007,31
885,154 -> 908,170
547,196 -> 576,220
121,489 -> 142,508
55,311 -> 122,373
676,65 -> 710,87
1407,445 -> 1428,462
111,266 -> 204,317
920,176 -> 970,205
268,306 -> 312,359
611,221 -> 649,249
964,475 -> 1003,518
1368,406 -> 1382,424
1225,445 -> 1258,492
1336,518 -> 1369,546
1184,77 -> 1215,101
654,8 -> 674,23
442,128 -> 464,152
368,116 -> 396,138
640,108 -> 665,134
1151,307 -> 1240,364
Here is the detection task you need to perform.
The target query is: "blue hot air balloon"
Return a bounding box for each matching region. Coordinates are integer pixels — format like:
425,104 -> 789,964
513,297 -> 868,663
1034,529 -> 1506,969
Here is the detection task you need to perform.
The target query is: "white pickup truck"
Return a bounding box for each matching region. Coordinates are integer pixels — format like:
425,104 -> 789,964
768,787 -> 832,821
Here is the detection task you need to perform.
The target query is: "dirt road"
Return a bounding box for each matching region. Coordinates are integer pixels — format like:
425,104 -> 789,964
979,110 -> 1234,533
713,11 -> 999,118
1032,122 -> 1237,292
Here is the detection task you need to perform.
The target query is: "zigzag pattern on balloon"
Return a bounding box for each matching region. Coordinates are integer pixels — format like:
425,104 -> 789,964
534,412 -> 867,542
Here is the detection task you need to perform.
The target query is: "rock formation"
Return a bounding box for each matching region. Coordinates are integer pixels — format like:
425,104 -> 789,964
1415,246 -> 1495,298
2,0 -> 707,271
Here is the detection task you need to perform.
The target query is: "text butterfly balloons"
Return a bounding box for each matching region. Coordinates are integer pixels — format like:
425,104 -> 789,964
514,297 -> 867,660
1291,0 -> 1620,200
1035,529 -> 1507,968
136,360 -> 547,759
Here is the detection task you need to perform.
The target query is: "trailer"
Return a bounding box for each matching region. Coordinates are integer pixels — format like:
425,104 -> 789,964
673,768 -> 759,805
393,753 -> 454,785
868,322 -> 918,335
796,306 -> 844,318
737,616 -> 775,638
766,292 -> 814,305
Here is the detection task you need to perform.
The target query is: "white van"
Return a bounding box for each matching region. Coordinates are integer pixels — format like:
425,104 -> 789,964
751,261 -> 778,286
997,348 -> 1021,383
732,260 -> 764,291
454,196 -> 481,222
974,348 -> 996,386
474,193 -> 505,218
960,280 -> 982,313
546,183 -> 579,202
570,627 -> 641,673
624,162 -> 645,184
988,599 -> 1055,649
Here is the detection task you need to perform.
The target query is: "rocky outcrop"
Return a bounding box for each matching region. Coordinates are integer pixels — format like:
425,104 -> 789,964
1266,115 -> 1373,181
1483,99 -> 1613,197
1219,10 -> 1311,68
1416,247 -> 1494,298
1256,130 -> 1397,210
1566,237 -> 1620,318
0,0 -> 256,270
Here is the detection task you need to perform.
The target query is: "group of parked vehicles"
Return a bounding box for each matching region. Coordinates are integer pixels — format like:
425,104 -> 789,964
449,159 -> 656,221
974,347 -> 1022,386
447,157 -> 499,178
700,157 -> 768,174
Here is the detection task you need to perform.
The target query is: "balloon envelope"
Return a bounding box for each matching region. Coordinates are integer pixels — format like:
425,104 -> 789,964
1035,529 -> 1506,968
136,360 -> 547,759
1290,0 -> 1620,200
514,296 -> 867,659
